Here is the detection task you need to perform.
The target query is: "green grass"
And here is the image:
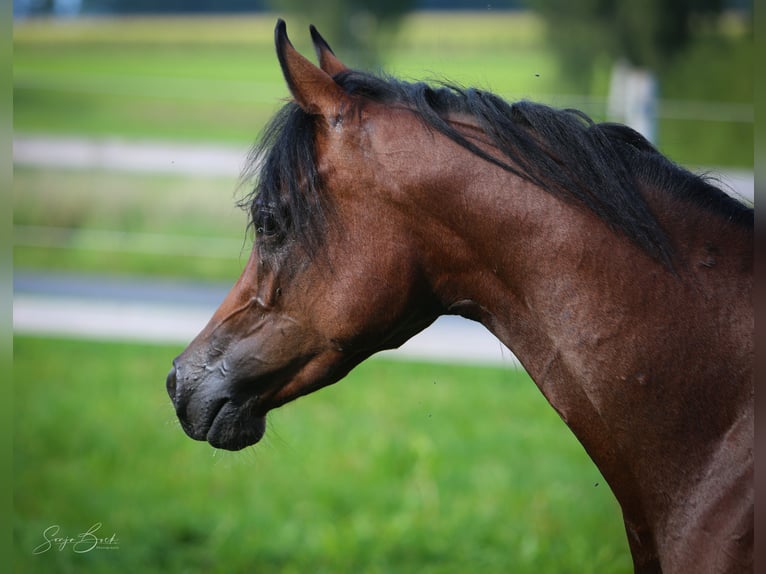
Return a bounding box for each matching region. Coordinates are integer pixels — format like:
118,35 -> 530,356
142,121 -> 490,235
13,167 -> 243,235
14,336 -> 631,573
657,31 -> 753,167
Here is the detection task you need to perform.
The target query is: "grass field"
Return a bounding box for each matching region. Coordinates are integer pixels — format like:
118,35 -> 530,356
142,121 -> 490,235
14,336 -> 631,573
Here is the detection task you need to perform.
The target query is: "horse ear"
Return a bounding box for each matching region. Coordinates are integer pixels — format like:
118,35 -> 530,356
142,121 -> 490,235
275,19 -> 349,118
310,24 -> 349,76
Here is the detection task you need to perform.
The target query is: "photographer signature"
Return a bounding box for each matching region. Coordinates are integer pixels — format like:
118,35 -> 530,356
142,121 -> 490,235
33,523 -> 119,554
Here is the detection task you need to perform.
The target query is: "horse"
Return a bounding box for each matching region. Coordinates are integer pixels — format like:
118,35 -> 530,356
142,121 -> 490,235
165,20 -> 753,573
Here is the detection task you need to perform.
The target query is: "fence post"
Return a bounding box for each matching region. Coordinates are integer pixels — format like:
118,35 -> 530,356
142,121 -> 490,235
607,60 -> 658,144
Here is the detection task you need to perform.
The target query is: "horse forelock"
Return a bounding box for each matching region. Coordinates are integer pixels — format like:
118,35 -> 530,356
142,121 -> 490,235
240,102 -> 328,256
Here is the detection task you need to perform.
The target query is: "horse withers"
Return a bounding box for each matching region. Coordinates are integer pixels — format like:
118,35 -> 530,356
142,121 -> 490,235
166,21 -> 753,573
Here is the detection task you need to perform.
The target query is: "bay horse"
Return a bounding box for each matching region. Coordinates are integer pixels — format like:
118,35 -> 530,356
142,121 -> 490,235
166,20 -> 753,573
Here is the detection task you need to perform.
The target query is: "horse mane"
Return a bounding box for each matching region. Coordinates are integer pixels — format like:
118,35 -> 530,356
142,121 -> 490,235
241,69 -> 753,265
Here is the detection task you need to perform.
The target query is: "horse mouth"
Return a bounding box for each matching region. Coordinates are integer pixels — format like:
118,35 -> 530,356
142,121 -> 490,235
168,370 -> 269,451
204,398 -> 267,451
174,395 -> 267,451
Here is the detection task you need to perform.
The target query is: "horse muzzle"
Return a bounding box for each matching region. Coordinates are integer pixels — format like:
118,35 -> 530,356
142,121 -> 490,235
165,362 -> 266,451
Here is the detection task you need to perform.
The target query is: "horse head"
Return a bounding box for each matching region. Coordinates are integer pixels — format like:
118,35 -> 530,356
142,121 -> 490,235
166,21 -> 447,450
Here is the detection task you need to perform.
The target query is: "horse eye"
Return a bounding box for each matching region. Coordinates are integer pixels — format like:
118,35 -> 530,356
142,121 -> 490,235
255,209 -> 278,237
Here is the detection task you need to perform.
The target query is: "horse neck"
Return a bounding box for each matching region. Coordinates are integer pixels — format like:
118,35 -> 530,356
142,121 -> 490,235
422,162 -> 753,543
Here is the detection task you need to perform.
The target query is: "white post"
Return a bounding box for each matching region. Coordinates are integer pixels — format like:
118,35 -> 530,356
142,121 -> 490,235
607,60 -> 658,144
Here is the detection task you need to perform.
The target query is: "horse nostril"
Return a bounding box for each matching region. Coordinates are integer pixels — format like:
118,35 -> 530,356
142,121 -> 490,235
166,365 -> 178,402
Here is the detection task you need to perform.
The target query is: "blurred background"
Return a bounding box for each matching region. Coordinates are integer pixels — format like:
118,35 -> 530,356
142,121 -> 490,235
13,1 -> 752,573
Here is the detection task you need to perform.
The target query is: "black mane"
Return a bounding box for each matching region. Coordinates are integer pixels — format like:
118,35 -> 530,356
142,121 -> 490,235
242,69 -> 753,265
